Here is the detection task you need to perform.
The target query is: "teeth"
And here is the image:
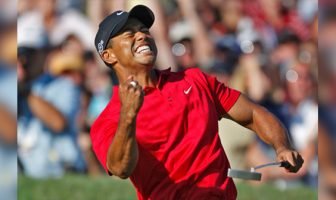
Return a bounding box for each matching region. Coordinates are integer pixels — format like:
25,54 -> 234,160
136,45 -> 151,53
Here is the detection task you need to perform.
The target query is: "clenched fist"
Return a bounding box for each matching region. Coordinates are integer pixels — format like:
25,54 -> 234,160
119,76 -> 144,120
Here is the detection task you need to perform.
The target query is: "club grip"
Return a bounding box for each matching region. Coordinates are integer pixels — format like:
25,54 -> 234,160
280,161 -> 291,168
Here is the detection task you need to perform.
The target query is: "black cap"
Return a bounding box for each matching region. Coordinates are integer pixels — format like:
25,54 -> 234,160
94,5 -> 155,55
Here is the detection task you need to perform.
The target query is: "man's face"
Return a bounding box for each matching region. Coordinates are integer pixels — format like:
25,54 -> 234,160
108,18 -> 157,68
286,64 -> 313,104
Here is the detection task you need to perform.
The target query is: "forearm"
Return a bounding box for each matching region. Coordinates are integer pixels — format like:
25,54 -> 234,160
227,95 -> 292,152
227,95 -> 303,171
28,94 -> 66,133
248,105 -> 292,153
106,110 -> 139,179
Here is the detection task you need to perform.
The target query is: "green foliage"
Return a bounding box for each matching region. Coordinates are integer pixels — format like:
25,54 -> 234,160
19,174 -> 317,200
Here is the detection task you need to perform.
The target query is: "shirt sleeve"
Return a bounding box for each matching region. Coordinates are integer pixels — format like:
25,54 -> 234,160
202,71 -> 240,118
185,68 -> 241,118
90,114 -> 119,175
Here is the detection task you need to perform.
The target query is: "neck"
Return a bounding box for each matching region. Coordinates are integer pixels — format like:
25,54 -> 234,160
115,67 -> 157,88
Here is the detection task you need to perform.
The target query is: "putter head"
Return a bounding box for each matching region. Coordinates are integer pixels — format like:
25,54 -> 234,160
227,168 -> 262,181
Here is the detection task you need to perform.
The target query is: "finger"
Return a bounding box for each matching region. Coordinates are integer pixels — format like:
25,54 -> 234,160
286,152 -> 296,167
292,152 -> 303,167
132,85 -> 144,98
294,153 -> 304,170
289,152 -> 304,172
123,75 -> 134,87
127,80 -> 139,90
130,81 -> 137,88
277,155 -> 291,167
120,76 -> 134,91
277,154 -> 295,172
298,155 -> 304,166
134,84 -> 143,91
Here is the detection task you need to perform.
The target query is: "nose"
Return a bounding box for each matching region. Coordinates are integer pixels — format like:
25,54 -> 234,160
135,31 -> 148,42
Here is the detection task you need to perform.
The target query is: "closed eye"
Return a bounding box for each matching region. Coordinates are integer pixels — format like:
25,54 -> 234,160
122,30 -> 134,37
121,26 -> 149,37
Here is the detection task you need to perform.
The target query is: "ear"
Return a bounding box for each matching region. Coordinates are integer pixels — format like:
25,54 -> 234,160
101,49 -> 117,66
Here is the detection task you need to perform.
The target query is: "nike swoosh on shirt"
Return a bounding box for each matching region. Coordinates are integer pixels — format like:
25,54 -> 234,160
184,86 -> 192,94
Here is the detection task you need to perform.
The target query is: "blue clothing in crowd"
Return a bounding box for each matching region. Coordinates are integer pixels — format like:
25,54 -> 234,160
18,73 -> 86,178
0,64 -> 17,200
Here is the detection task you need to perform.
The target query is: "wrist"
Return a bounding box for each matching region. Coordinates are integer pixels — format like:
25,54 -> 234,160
274,143 -> 292,155
120,107 -> 137,124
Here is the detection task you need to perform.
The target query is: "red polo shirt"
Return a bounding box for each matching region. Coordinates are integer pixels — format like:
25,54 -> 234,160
90,68 -> 240,200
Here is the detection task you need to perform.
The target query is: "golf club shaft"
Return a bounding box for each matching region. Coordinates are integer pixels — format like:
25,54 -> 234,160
253,161 -> 288,170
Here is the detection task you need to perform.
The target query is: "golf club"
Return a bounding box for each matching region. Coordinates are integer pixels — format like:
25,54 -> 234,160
227,161 -> 290,181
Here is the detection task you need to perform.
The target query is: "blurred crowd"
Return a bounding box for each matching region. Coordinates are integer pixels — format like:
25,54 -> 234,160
16,0 -> 318,193
0,0 -> 18,199
319,1 -> 336,200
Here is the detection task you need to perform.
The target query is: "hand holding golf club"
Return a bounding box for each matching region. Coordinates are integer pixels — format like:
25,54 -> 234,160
228,160 -> 300,181
275,148 -> 304,173
228,148 -> 304,181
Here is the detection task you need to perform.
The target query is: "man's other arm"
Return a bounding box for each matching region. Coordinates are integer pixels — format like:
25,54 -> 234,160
225,94 -> 304,172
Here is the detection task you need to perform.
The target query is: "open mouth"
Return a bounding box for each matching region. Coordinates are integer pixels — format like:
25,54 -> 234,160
135,45 -> 153,55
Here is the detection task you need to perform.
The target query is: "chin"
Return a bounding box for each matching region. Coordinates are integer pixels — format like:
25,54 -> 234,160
139,62 -> 155,68
137,56 -> 156,66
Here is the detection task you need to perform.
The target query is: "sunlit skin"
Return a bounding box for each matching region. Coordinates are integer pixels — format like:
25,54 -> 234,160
98,16 -> 303,180
101,18 -> 158,87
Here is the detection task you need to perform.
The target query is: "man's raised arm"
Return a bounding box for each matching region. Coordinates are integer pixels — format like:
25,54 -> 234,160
106,77 -> 144,179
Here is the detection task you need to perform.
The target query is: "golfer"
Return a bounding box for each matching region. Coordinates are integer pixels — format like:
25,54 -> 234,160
90,5 -> 303,200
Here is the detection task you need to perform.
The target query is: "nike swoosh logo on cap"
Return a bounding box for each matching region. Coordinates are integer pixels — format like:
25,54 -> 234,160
184,86 -> 192,94
116,11 -> 124,15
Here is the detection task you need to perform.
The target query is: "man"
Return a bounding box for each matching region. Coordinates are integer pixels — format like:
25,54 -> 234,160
90,5 -> 303,199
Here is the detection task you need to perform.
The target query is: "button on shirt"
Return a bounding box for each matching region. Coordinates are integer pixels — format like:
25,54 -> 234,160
90,68 -> 240,200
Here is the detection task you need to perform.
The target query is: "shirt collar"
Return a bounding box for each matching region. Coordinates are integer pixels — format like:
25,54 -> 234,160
155,67 -> 171,90
111,67 -> 171,96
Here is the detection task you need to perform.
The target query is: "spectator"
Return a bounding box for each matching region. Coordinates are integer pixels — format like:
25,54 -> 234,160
319,7 -> 336,199
18,50 -> 86,178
